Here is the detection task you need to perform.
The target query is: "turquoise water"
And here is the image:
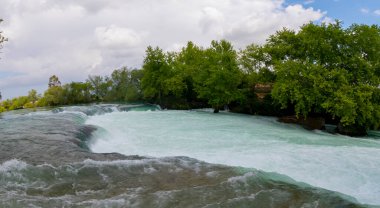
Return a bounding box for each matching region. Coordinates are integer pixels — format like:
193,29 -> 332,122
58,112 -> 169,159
0,105 -> 375,207
87,109 -> 380,206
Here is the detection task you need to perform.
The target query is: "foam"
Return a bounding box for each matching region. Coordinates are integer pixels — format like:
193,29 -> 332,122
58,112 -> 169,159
0,159 -> 28,173
87,110 -> 380,205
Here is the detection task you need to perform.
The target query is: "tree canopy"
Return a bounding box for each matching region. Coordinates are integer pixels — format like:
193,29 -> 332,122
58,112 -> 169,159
2,21 -> 380,133
269,22 -> 380,129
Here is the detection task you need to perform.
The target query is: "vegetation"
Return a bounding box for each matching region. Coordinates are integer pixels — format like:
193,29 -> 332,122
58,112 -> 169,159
1,21 -> 380,135
269,22 -> 380,130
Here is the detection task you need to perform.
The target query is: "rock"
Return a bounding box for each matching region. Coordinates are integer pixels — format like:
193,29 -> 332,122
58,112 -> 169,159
337,123 -> 367,137
302,117 -> 325,130
278,116 -> 300,124
278,115 -> 325,130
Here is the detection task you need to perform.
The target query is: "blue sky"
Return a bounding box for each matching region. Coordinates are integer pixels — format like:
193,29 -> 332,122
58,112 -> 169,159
0,0 -> 379,100
288,0 -> 380,25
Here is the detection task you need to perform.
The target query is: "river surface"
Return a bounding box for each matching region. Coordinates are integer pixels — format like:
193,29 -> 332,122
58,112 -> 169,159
1,104 -> 379,207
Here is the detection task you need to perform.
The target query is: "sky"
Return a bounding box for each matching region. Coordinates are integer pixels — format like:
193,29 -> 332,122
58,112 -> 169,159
0,0 -> 379,99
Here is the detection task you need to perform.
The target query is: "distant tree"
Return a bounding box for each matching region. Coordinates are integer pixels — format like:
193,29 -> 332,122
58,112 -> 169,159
125,69 -> 144,102
9,96 -> 28,110
87,75 -> 109,101
174,41 -> 204,103
141,46 -> 172,104
194,40 -> 242,113
107,67 -> 130,101
61,82 -> 92,104
27,89 -> 39,103
42,75 -> 64,106
42,86 -> 64,106
48,75 -> 61,88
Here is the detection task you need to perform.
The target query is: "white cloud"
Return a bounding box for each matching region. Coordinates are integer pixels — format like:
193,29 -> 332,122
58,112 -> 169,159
374,10 -> 380,16
304,0 -> 314,5
95,25 -> 142,49
360,8 -> 369,14
199,7 -> 225,36
322,17 -> 335,24
0,0 -> 326,99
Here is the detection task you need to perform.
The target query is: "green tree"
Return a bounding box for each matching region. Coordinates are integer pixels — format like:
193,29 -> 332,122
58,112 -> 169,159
43,86 -> 63,106
269,22 -> 380,130
194,40 -> 242,113
88,75 -> 107,101
9,96 -> 28,110
27,89 -> 39,103
22,89 -> 40,108
174,41 -> 205,104
62,82 -> 92,104
108,67 -> 130,101
42,75 -> 64,106
141,46 -> 172,105
48,75 -> 61,88
239,44 -> 275,84
125,69 -> 143,102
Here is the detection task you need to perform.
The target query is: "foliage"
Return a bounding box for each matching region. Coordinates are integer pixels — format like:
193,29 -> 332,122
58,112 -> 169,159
42,86 -> 64,106
62,82 -> 92,104
193,40 -> 242,112
104,67 -> 143,102
239,44 -> 275,85
174,42 -> 205,103
0,89 -> 40,111
269,22 -> 380,129
2,21 -> 380,133
141,46 -> 173,104
48,75 -> 61,88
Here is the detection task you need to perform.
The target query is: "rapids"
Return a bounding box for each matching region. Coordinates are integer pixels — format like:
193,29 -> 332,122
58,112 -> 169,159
0,104 -> 378,207
87,109 -> 380,206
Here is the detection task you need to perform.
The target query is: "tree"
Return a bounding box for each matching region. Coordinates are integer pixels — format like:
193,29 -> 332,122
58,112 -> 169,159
108,67 -> 130,101
42,86 -> 64,106
43,75 -> 64,106
269,22 -> 380,131
23,89 -> 40,108
87,75 -> 112,102
27,89 -> 39,103
125,69 -> 143,102
239,44 -> 275,84
48,75 -> 61,88
194,40 -> 242,113
62,82 -> 92,104
174,41 -> 205,103
141,46 -> 172,105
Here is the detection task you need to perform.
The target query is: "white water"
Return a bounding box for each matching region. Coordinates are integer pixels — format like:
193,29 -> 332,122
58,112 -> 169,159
86,110 -> 380,205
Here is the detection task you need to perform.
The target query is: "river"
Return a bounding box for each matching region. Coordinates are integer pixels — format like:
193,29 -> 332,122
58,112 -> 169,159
1,104 -> 378,207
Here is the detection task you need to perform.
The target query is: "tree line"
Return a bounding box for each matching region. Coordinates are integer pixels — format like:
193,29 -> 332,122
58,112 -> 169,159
1,21 -> 380,133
